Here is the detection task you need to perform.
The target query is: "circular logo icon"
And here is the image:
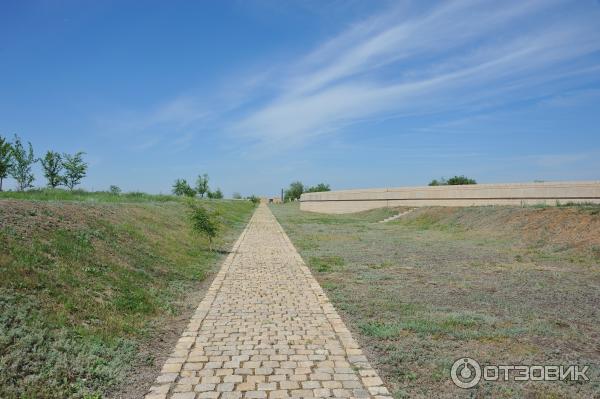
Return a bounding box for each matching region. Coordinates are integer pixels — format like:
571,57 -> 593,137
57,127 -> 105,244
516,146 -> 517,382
451,357 -> 481,388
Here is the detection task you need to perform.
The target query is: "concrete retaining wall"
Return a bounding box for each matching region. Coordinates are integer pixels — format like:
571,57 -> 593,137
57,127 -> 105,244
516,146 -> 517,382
299,181 -> 600,214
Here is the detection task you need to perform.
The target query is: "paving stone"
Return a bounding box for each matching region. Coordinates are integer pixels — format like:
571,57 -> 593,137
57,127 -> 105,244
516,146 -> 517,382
195,383 -> 216,392
313,388 -> 332,397
217,382 -> 235,392
150,385 -> 172,393
362,377 -> 383,387
171,393 -> 196,399
257,382 -> 277,391
221,392 -> 242,399
269,390 -> 290,398
246,391 -> 267,398
279,380 -> 300,390
173,384 -> 193,393
144,205 -> 391,399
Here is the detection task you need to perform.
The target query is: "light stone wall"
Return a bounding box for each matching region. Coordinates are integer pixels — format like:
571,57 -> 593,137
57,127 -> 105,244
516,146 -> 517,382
299,181 -> 600,214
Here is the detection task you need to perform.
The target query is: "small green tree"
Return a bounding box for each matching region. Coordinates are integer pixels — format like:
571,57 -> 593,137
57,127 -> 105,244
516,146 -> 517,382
109,185 -> 121,195
40,150 -> 63,188
62,151 -> 88,190
232,192 -> 242,199
0,135 -> 13,191
284,181 -> 304,202
305,183 -> 330,193
9,134 -> 36,191
207,188 -> 224,199
195,173 -> 209,198
190,204 -> 219,251
172,178 -> 196,197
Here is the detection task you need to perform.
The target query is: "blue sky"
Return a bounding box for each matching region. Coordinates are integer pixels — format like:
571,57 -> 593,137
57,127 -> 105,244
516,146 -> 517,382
1,0 -> 599,196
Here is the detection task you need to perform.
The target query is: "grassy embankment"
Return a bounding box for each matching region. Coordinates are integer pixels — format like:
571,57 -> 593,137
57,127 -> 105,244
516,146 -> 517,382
0,190 -> 256,398
271,202 -> 600,399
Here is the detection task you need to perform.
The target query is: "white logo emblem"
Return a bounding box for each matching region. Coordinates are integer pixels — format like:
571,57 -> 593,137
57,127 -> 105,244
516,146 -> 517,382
451,357 -> 482,388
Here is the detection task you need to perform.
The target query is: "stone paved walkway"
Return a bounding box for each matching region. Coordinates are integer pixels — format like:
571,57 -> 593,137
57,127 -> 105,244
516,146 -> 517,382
145,205 -> 392,399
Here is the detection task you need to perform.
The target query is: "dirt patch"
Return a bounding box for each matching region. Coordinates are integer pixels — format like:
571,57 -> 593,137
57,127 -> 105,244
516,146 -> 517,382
0,199 -> 118,236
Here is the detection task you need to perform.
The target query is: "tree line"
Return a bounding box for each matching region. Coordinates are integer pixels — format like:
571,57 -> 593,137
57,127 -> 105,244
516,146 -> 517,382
428,175 -> 477,186
0,134 -> 88,191
284,181 -> 330,202
172,173 -> 224,199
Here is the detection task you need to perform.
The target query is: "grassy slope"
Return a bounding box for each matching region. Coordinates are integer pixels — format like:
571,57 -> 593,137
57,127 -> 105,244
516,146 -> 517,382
0,191 -> 255,398
271,203 -> 600,399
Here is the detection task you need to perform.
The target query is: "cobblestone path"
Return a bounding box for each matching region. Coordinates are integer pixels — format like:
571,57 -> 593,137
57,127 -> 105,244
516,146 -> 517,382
145,204 -> 392,399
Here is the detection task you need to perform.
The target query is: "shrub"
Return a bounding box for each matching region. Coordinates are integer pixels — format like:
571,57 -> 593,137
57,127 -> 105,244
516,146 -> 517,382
284,181 -> 304,202
189,203 -> 220,251
172,179 -> 196,197
429,176 -> 476,186
207,188 -> 224,199
109,185 -> 121,195
284,181 -> 331,201
447,175 -> 476,185
246,195 -> 260,205
232,192 -> 242,199
305,183 -> 331,193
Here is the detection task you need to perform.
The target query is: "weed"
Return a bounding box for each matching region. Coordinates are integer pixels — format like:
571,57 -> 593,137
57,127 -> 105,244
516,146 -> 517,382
309,255 -> 345,272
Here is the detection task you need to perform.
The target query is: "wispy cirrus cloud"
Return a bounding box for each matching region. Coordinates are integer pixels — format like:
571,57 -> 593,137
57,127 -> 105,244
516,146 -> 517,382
232,0 -> 600,149
97,95 -> 211,152
99,0 -> 600,156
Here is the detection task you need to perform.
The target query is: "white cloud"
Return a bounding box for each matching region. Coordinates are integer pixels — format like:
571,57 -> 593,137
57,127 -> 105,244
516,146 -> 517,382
98,96 -> 211,152
232,0 -> 600,150
97,0 -> 600,157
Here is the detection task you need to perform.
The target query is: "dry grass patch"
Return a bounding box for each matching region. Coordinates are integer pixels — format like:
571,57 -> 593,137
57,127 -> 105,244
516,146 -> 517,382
271,202 -> 600,399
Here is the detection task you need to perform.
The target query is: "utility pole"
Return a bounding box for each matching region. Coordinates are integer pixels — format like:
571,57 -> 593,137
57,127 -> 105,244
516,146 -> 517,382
281,188 -> 284,202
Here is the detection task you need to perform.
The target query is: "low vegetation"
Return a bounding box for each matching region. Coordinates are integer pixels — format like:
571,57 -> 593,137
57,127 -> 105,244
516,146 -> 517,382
429,175 -> 477,186
0,188 -> 184,203
271,203 -> 600,398
189,201 -> 220,251
172,173 -> 225,199
0,191 -> 256,398
283,181 -> 330,202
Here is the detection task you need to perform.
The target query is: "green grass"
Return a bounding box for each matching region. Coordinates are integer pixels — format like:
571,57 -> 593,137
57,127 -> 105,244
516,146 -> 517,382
270,202 -> 600,399
0,193 -> 255,398
309,255 -> 345,272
